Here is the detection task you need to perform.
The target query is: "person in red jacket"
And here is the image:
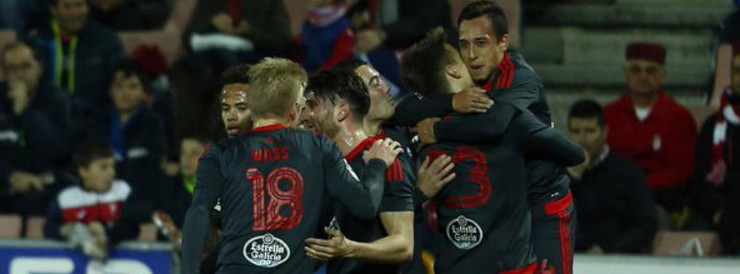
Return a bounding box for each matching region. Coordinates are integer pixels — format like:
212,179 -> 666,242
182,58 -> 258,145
604,42 -> 697,221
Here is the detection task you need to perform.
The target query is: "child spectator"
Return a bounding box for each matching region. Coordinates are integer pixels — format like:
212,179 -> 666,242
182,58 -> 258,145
44,140 -> 139,260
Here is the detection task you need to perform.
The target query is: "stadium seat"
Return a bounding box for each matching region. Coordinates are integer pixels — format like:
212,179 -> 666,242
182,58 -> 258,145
711,43 -> 732,109
653,231 -> 721,256
0,215 -> 22,238
24,217 -> 46,239
138,223 -> 158,242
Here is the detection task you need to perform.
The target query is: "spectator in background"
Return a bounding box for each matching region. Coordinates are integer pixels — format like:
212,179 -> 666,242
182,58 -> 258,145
44,140 -> 140,260
567,100 -> 657,254
604,42 -> 697,228
86,59 -> 169,214
295,0 -> 355,73
0,42 -> 70,217
30,0 -> 126,120
0,0 -> 47,39
165,136 -> 208,228
348,0 -> 453,52
90,0 -> 171,31
183,0 -> 292,66
690,46 -> 740,254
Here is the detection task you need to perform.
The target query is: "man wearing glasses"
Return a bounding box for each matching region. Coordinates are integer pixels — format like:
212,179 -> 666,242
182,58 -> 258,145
603,42 -> 697,227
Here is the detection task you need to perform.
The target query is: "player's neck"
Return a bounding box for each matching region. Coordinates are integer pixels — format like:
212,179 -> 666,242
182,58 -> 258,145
253,118 -> 289,129
334,122 -> 369,156
363,119 -> 383,137
448,80 -> 473,96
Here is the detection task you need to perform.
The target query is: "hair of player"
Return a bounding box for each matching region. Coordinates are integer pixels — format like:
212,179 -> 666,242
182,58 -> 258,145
333,59 -> 368,72
112,58 -> 150,89
457,0 -> 508,42
307,69 -> 371,122
220,64 -> 251,86
568,99 -> 606,128
73,139 -> 114,169
0,41 -> 37,68
400,27 -> 456,97
247,58 -> 307,120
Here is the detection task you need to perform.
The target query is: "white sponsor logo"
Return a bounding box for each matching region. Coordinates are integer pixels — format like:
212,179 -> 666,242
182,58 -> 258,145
446,215 -> 483,249
653,135 -> 661,151
243,233 -> 290,268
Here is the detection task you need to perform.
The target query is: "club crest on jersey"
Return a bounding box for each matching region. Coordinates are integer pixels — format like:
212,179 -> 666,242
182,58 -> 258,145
243,233 -> 290,268
446,215 -> 483,249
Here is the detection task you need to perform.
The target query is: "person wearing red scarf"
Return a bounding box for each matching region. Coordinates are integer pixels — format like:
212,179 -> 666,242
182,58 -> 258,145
604,42 -> 697,217
690,45 -> 740,254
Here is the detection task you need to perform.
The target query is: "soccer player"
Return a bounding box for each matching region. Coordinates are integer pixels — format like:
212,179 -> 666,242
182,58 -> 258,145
219,64 -> 253,138
394,2 -> 578,273
399,28 -> 584,273
301,69 -> 415,273
180,58 -> 402,274
331,59 -> 455,274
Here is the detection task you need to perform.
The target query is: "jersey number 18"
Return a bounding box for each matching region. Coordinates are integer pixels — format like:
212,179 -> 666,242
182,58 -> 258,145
247,167 -> 304,231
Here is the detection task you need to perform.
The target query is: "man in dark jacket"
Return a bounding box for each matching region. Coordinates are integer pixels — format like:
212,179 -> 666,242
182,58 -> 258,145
567,100 -> 657,254
0,42 -> 70,217
30,0 -> 126,116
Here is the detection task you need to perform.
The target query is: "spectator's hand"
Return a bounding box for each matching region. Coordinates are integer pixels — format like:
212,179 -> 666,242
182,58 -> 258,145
96,0 -> 123,12
212,12 -> 235,34
162,161 -> 179,177
234,20 -> 250,35
364,138 -> 402,167
417,156 -> 455,199
452,87 -> 492,114
8,171 -> 44,193
7,81 -> 31,116
305,227 -> 354,261
416,118 -> 440,145
355,28 -> 386,53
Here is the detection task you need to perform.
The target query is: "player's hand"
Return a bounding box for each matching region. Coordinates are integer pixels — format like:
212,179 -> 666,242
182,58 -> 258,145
452,87 -> 493,113
305,227 -> 355,261
364,138 -> 403,167
417,156 -> 455,199
416,118 -> 440,145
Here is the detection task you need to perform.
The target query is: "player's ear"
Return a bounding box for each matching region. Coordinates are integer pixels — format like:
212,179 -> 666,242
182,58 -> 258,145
335,103 -> 349,123
498,34 -> 510,52
288,102 -> 299,125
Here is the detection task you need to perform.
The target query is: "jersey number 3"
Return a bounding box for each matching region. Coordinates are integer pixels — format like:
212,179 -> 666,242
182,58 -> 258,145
247,167 -> 304,231
428,147 -> 491,209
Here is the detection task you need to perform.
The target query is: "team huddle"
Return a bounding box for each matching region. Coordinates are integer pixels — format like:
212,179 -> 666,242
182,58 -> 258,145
181,2 -> 586,274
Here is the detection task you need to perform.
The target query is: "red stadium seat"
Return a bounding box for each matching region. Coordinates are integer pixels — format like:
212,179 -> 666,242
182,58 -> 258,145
0,215 -> 22,238
24,216 -> 46,239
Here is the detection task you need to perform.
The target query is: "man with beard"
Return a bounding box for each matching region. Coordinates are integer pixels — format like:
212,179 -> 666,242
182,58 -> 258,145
302,69 -> 415,274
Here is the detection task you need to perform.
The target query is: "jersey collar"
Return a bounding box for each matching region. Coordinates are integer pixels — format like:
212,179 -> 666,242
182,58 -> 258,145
252,124 -> 287,133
